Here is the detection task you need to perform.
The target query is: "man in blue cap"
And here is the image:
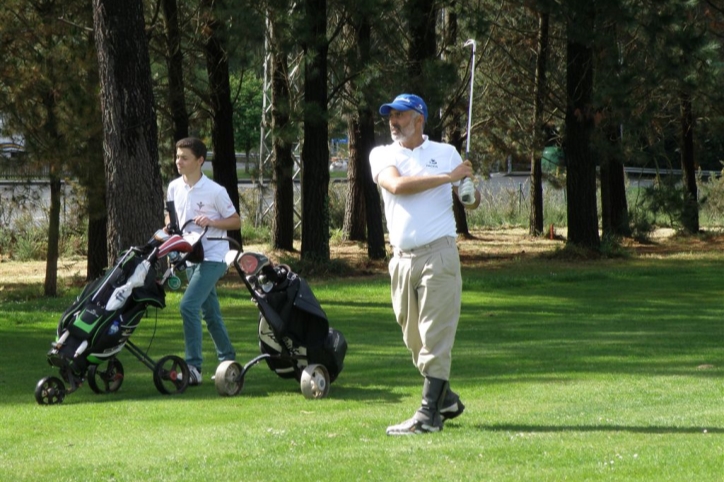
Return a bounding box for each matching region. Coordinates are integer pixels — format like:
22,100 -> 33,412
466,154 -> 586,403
370,93 -> 480,435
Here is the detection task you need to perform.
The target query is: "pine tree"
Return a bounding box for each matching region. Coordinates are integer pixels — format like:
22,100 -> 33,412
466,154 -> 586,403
563,0 -> 600,249
93,0 -> 164,261
201,0 -> 242,245
268,1 -> 297,251
300,0 -> 331,262
0,0 -> 106,292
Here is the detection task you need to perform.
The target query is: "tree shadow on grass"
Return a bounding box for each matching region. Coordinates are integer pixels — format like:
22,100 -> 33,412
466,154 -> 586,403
475,423 -> 724,434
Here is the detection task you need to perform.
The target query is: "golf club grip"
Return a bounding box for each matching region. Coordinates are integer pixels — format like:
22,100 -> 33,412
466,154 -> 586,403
166,200 -> 180,234
459,176 -> 475,204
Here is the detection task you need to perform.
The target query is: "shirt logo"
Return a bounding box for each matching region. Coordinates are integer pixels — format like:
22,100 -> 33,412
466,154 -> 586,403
426,159 -> 438,169
196,202 -> 205,210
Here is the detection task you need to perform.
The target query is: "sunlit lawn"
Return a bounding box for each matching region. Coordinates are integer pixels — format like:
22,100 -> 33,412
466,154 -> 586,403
0,253 -> 722,481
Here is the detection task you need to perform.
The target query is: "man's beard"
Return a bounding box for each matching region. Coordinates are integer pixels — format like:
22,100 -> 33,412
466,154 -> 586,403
391,122 -> 415,142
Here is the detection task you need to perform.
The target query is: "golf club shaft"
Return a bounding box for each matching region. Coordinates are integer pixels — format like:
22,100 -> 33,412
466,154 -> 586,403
465,39 -> 476,159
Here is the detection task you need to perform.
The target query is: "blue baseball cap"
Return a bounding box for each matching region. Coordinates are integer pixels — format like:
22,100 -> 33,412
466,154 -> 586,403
379,93 -> 428,121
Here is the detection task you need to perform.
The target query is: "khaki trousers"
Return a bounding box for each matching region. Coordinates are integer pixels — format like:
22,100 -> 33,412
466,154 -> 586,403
389,236 -> 461,380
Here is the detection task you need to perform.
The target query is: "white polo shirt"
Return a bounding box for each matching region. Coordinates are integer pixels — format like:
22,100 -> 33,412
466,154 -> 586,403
370,136 -> 463,250
167,174 -> 237,262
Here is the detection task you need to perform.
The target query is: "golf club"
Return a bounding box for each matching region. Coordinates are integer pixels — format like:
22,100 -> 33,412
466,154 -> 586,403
464,38 -> 477,159
460,39 -> 477,205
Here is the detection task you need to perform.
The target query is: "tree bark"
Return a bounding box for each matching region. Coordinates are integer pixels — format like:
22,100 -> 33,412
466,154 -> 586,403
271,37 -> 295,251
358,106 -> 386,260
41,82 -> 60,296
300,0 -> 330,262
406,0 -> 440,139
529,10 -> 549,237
340,13 -> 385,259
565,3 -> 600,249
342,17 -> 369,243
85,132 -> 108,280
87,215 -> 108,279
600,123 -> 630,237
202,0 -> 242,247
596,14 -> 629,239
161,0 -> 189,145
680,90 -> 699,233
45,174 -> 61,296
93,0 -> 164,262
344,116 -> 367,241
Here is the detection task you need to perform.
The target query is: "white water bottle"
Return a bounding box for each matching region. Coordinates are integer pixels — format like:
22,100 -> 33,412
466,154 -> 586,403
459,177 -> 475,205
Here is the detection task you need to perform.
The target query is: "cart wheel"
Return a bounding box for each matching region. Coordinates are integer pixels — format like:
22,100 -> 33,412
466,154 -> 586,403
214,360 -> 244,396
87,358 -> 124,394
153,355 -> 189,395
35,376 -> 66,405
300,364 -> 330,399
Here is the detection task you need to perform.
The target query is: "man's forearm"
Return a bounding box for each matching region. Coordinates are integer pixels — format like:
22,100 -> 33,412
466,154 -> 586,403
379,173 -> 452,195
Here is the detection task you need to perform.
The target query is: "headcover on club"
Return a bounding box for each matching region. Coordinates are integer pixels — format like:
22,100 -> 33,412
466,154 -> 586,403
157,235 -> 193,258
239,252 -> 270,276
224,250 -> 240,269
182,232 -> 205,263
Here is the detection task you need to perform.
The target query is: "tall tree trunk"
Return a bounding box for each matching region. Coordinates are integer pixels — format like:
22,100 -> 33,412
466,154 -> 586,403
271,33 -> 295,251
344,116 -> 367,241
85,133 -> 108,280
93,0 -> 164,262
202,0 -> 242,246
45,174 -> 61,296
300,0 -> 330,262
600,123 -> 630,237
597,14 -> 629,239
41,83 -> 60,296
529,10 -> 549,237
87,215 -> 108,279
76,28 -> 108,280
161,0 -> 189,145
680,90 -> 699,233
565,3 -> 600,249
345,11 -> 387,259
406,0 -> 440,139
342,12 -> 385,259
341,19 -> 365,243
359,106 -> 386,260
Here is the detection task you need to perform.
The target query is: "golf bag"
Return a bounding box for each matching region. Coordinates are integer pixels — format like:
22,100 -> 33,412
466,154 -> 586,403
214,248 -> 347,399
255,262 -> 347,383
49,247 -> 166,381
35,202 -> 202,405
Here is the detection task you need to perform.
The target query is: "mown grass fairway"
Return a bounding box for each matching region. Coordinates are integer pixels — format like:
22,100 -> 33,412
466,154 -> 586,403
1,235 -> 722,481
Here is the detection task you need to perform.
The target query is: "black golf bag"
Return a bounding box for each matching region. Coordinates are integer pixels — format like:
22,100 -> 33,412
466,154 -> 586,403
213,248 -> 347,399
48,248 -> 166,382
35,202 -> 201,405
255,264 -> 347,383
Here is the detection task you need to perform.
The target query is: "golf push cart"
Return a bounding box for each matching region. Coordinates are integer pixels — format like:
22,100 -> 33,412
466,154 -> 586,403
212,240 -> 347,400
34,202 -> 202,405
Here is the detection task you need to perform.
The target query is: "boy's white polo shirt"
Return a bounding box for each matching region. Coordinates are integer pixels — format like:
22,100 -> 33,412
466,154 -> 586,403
167,174 -> 236,262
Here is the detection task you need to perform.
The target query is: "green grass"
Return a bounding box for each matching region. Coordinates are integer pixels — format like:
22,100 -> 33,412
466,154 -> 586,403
1,255 -> 723,481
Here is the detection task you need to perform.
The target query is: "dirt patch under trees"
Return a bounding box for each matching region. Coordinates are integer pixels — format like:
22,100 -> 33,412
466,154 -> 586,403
1,227 -> 723,286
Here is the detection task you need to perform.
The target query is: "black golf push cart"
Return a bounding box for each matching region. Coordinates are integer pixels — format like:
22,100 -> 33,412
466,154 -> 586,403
212,241 -> 347,400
